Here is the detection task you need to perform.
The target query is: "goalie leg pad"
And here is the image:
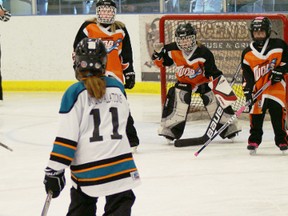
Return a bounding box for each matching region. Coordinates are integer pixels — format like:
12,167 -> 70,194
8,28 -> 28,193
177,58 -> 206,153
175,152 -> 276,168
219,106 -> 242,139
158,83 -> 192,140
201,91 -> 217,118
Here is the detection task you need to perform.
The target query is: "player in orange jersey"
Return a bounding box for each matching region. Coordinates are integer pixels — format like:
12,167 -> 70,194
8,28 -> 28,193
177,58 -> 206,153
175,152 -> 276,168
152,23 -> 241,144
242,16 -> 288,154
73,0 -> 139,151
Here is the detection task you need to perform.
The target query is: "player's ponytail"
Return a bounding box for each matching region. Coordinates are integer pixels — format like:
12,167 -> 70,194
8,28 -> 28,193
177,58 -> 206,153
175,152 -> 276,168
81,73 -> 106,99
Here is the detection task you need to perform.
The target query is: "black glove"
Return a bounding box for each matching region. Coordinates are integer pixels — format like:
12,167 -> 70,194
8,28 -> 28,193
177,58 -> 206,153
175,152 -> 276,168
151,50 -> 164,60
270,70 -> 283,85
243,88 -> 253,112
124,71 -> 135,89
151,42 -> 164,60
243,88 -> 253,103
44,167 -> 66,198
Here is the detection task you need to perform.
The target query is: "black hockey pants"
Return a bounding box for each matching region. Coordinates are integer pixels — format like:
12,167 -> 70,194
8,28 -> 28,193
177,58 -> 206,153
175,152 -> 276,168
67,187 -> 136,216
248,98 -> 288,146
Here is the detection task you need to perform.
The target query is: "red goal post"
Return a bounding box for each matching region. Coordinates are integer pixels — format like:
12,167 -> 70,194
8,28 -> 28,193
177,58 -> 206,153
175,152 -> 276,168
159,14 -> 288,117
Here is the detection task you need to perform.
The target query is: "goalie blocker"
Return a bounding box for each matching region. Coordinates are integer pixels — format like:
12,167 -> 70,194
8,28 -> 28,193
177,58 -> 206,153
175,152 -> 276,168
159,75 -> 241,144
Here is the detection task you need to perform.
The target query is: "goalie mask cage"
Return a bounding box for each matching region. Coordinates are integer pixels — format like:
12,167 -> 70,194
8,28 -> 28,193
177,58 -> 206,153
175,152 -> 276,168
159,14 -> 288,119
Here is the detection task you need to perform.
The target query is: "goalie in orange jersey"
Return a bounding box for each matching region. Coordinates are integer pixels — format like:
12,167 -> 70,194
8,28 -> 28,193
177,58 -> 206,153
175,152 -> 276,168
152,23 -> 241,143
242,16 -> 288,154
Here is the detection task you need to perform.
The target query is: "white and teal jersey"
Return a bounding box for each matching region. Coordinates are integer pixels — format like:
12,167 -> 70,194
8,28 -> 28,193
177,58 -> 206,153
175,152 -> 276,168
47,76 -> 140,197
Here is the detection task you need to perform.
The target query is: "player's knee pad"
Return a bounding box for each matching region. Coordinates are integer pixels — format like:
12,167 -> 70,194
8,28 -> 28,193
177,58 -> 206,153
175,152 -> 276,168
159,83 -> 192,140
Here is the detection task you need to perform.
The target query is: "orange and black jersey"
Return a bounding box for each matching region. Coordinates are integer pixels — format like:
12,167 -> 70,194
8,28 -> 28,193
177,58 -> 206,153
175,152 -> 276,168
241,38 -> 288,113
73,21 -> 134,83
153,42 -> 222,90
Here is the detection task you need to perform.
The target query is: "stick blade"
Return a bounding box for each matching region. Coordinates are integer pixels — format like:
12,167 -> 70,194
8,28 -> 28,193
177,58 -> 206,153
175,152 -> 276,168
174,135 -> 208,147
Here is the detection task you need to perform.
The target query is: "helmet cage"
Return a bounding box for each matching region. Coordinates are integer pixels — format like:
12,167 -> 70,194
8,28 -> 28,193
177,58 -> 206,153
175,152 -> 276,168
176,35 -> 196,52
96,5 -> 116,24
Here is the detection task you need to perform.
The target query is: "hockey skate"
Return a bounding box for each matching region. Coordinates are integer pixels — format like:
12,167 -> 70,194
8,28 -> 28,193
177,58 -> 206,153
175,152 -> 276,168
247,143 -> 259,155
278,144 -> 288,154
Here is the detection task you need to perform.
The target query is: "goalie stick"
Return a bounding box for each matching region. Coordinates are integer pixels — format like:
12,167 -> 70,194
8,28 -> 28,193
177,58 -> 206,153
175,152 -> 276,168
194,79 -> 272,157
174,63 -> 242,147
41,191 -> 53,216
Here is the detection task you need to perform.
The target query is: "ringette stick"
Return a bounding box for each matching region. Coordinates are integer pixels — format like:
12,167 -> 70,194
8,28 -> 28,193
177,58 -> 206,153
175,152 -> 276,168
0,142 -> 13,152
41,190 -> 53,216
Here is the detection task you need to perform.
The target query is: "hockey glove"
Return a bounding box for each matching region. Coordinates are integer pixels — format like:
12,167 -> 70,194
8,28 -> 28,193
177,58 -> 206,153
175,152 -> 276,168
270,70 -> 283,85
152,42 -> 164,60
124,71 -> 135,89
44,167 -> 66,198
243,88 -> 253,112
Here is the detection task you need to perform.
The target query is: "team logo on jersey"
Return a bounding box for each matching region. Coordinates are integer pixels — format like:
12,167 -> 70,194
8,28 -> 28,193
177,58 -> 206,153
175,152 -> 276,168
269,58 -> 277,71
103,38 -> 123,53
131,170 -> 140,180
177,66 -> 202,79
253,58 -> 277,81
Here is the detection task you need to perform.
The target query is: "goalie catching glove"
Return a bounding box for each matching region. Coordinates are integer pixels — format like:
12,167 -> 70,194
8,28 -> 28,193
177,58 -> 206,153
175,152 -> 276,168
43,167 -> 66,198
152,42 -> 164,60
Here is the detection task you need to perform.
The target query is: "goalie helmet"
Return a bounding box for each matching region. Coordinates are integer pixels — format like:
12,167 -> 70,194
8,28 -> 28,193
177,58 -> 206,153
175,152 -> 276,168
96,0 -> 117,25
175,23 -> 197,52
249,16 -> 272,46
75,38 -> 107,75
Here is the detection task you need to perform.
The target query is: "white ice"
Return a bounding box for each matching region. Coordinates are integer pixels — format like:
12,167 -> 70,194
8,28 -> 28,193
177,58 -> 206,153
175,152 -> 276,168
0,92 -> 287,216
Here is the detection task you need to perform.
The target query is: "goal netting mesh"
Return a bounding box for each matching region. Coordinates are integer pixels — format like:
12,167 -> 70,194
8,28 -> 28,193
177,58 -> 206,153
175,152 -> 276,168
159,14 -> 288,120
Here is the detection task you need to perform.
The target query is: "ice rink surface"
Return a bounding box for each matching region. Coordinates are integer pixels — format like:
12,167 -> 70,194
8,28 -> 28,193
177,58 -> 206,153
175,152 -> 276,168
0,92 -> 287,216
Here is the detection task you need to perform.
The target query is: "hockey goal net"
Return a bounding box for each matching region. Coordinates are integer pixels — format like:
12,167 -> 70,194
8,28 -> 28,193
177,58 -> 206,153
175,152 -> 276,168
159,14 -> 288,119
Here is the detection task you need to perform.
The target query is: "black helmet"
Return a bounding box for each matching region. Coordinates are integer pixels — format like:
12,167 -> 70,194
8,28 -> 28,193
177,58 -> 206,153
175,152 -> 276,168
96,0 -> 117,24
75,38 -> 107,75
249,16 -> 272,46
175,23 -> 197,52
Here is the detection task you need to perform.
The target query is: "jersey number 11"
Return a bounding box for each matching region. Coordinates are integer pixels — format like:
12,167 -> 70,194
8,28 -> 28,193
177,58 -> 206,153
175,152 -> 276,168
90,107 -> 123,142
